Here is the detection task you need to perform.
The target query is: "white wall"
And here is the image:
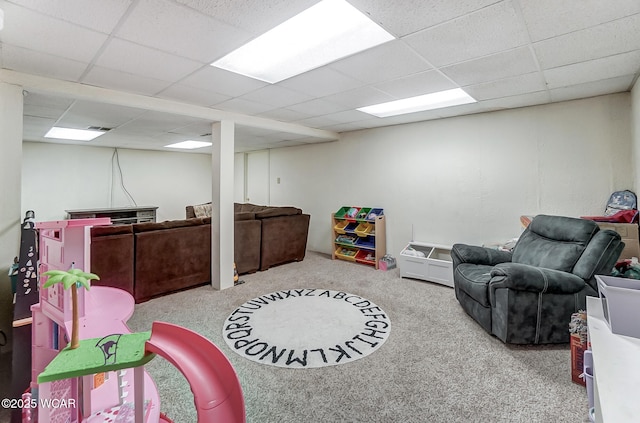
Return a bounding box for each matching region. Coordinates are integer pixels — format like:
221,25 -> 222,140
632,80 -> 640,192
269,93 -> 633,257
234,152 -> 245,203
22,142 -> 213,221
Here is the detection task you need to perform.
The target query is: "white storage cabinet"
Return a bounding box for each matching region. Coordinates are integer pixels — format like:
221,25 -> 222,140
399,242 -> 453,287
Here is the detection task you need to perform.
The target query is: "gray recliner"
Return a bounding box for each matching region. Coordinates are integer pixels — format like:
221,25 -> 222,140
451,215 -> 624,344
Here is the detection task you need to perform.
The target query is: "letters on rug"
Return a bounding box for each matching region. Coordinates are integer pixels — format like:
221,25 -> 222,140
222,289 -> 391,368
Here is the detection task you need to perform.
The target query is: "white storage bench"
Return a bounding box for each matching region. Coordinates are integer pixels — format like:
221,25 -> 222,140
399,242 -> 453,287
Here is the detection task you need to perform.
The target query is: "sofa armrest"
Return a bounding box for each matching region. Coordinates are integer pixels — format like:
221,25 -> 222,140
451,244 -> 512,268
490,262 -> 585,294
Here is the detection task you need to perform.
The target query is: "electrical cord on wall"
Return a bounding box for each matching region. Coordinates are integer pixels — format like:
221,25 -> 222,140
111,148 -> 138,207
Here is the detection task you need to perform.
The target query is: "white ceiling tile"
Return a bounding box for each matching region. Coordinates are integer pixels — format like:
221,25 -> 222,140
320,86 -> 395,109
258,108 -> 312,122
329,40 -> 432,84
215,97 -> 276,115
82,66 -> 173,96
534,14 -> 640,69
320,121 -> 370,133
403,1 -> 530,67
549,75 -> 635,102
22,115 -> 57,140
476,91 -> 551,111
373,70 -> 457,98
175,0 -> 318,35
320,109 -> 372,124
116,111 -> 208,135
347,0 -> 503,37
517,0 -> 640,42
296,116 -> 340,128
238,85 -> 313,109
157,84 -> 231,107
172,121 -> 218,137
432,102 -> 495,119
279,67 -> 365,97
95,38 -> 203,82
1,44 -> 88,82
10,0 -> 133,34
23,93 -> 74,119
1,2 -> 109,62
57,101 -> 147,129
544,50 -> 640,90
178,66 -> 268,98
440,46 -> 539,86
464,72 -> 547,101
285,98 -> 348,116
115,0 -> 252,63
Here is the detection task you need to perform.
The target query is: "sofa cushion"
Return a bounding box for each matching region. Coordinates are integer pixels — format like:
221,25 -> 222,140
133,218 -> 205,233
255,207 -> 301,219
91,224 -> 133,237
235,202 -> 262,213
235,212 -> 256,221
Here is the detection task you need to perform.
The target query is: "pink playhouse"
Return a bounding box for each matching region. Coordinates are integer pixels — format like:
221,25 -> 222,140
24,218 -> 245,423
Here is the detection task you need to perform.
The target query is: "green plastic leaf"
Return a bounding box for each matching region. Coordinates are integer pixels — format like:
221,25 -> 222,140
43,274 -> 64,288
61,274 -> 78,290
85,272 -> 100,281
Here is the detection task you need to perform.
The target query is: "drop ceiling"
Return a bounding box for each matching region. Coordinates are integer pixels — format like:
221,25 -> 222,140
2,0 -> 639,153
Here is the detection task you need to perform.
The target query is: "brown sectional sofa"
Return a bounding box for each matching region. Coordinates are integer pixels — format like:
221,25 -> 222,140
90,218 -> 212,303
186,202 -> 311,272
90,203 -> 310,303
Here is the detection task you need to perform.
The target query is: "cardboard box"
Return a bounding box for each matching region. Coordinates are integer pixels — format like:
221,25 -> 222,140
596,222 -> 640,260
570,333 -> 587,386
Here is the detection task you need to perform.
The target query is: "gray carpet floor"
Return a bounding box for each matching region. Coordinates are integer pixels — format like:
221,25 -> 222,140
127,251 -> 591,423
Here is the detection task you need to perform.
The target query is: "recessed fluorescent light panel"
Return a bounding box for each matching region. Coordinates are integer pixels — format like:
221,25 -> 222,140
164,140 -> 212,150
357,88 -> 477,117
45,127 -> 106,141
211,0 -> 395,83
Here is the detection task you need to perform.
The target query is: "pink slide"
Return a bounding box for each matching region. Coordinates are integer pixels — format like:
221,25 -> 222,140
145,322 -> 246,423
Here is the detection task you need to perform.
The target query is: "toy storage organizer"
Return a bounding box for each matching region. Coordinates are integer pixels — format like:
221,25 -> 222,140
399,242 -> 453,287
332,207 -> 386,269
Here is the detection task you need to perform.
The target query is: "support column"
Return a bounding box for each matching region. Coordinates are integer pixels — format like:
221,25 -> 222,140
211,121 -> 235,290
0,82 -> 24,348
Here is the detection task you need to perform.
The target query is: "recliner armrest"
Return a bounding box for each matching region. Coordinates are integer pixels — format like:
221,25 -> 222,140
490,262 -> 585,294
451,244 -> 512,268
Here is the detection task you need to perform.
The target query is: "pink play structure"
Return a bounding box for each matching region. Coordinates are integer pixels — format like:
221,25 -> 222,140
25,218 -> 245,423
146,322 -> 246,422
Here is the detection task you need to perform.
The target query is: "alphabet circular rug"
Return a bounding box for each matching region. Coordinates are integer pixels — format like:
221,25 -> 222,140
222,289 -> 391,369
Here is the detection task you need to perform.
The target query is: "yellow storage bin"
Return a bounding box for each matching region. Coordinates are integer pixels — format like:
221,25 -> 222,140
335,247 -> 357,262
334,220 -> 349,234
355,222 -> 373,237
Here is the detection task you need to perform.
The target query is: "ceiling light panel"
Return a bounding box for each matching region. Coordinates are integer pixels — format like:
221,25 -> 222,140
357,88 -> 477,117
44,127 -> 106,141
164,140 -> 212,149
211,0 -> 395,83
